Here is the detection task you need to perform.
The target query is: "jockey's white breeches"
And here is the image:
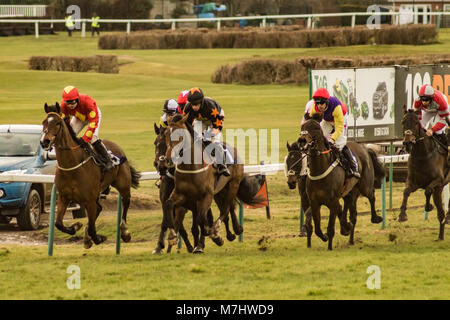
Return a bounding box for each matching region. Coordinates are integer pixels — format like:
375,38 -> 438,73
320,114 -> 348,151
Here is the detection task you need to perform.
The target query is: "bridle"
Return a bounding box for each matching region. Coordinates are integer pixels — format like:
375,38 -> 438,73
43,112 -> 81,151
284,149 -> 305,178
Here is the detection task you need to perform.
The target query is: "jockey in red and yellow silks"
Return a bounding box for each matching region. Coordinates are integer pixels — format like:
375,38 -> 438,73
60,85 -> 113,171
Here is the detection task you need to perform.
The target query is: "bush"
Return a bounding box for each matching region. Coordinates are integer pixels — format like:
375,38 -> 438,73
28,55 -> 119,73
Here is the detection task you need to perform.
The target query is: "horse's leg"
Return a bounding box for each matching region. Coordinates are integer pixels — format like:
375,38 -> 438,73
86,199 -> 107,246
173,207 -> 193,253
368,190 -> 383,224
54,195 -> 82,235
432,186 -> 446,241
304,208 -> 313,248
347,196 -> 358,245
340,196 -> 351,236
198,194 -> 223,246
399,182 -> 419,222
424,188 -> 434,213
153,178 -> 173,254
214,193 -> 236,241
118,191 -> 132,243
163,192 -> 186,246
327,201 -> 341,251
311,203 -> 328,243
229,202 -> 243,236
212,180 -> 240,242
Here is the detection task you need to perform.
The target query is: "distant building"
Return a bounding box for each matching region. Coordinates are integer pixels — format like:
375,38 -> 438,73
388,0 -> 450,26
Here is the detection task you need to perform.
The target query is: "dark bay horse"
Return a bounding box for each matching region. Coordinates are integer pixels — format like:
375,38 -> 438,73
162,114 -> 245,246
299,113 -> 385,250
40,103 -> 140,249
401,108 -> 450,240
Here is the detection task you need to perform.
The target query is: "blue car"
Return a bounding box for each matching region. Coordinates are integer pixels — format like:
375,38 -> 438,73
0,125 -> 57,230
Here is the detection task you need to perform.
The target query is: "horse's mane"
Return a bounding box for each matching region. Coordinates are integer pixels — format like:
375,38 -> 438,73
170,113 -> 196,140
302,115 -> 331,149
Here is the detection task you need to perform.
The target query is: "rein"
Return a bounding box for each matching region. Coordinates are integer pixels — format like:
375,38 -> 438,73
175,163 -> 212,174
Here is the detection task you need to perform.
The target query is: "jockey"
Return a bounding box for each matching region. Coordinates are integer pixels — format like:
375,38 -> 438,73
60,86 -> 113,171
177,90 -> 189,114
413,84 -> 449,146
306,88 -> 360,179
183,87 -> 230,177
159,99 -> 179,128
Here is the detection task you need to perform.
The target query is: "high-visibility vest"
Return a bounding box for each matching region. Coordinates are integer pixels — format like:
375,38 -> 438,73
91,16 -> 100,28
65,16 -> 74,28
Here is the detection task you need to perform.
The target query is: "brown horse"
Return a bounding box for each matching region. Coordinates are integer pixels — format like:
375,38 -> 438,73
400,107 -> 450,240
162,114 -> 244,247
40,103 -> 140,249
299,113 -> 384,250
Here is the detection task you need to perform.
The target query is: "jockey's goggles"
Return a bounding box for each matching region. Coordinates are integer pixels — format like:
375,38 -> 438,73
314,98 -> 328,105
65,99 -> 78,105
190,99 -> 202,106
420,96 -> 432,102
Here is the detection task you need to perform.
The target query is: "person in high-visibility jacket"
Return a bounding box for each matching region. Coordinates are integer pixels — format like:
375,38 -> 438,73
91,12 -> 100,36
65,14 -> 74,37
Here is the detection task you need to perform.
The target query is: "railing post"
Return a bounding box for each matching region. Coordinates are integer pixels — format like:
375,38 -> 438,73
81,20 -> 86,37
389,141 -> 393,210
47,185 -> 56,256
116,195 -> 122,255
34,21 -> 39,38
262,17 -> 266,28
381,175 -> 386,230
307,16 -> 312,29
351,14 -> 355,28
171,20 -> 176,30
217,19 -> 221,31
126,21 -> 131,34
238,201 -> 244,242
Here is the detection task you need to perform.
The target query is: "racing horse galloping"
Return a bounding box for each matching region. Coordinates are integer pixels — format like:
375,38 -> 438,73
400,107 -> 450,240
299,113 -> 385,250
40,103 -> 140,249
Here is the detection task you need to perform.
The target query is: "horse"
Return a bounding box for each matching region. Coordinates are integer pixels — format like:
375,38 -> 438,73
299,113 -> 385,250
285,141 -> 311,236
40,102 -> 140,249
400,107 -> 450,240
162,113 -> 245,246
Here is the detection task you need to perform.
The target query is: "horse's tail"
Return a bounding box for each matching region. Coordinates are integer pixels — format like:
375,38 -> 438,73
130,165 -> 141,189
236,174 -> 266,206
367,148 -> 385,189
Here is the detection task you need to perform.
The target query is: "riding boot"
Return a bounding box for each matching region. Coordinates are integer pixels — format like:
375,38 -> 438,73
92,139 -> 114,171
211,142 -> 230,177
342,146 -> 360,179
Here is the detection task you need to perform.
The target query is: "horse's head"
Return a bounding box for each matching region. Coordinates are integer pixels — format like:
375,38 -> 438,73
40,102 -> 64,150
299,113 -> 326,156
153,123 -> 169,175
164,113 -> 190,167
402,107 -> 423,152
285,141 -> 304,189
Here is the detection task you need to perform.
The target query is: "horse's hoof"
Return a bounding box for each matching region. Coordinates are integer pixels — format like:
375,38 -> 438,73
84,240 -> 93,249
235,226 -> 243,236
211,235 -> 224,246
186,246 -> 194,253
398,214 -> 408,222
193,246 -> 204,254
371,215 -> 384,224
94,234 -> 107,245
299,231 -> 307,237
152,248 -> 163,255
340,228 -> 350,236
121,232 -> 131,243
227,233 -> 236,242
72,222 -> 83,232
168,236 -> 178,247
425,204 -> 434,212
320,235 -> 328,242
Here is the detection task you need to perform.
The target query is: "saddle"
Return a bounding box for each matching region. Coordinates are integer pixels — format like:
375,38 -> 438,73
81,142 -> 127,169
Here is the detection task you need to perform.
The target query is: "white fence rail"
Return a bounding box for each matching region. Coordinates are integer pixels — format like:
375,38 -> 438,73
0,5 -> 46,17
1,11 -> 450,38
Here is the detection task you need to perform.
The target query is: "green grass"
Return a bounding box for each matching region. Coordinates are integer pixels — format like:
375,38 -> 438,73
1,30 -> 450,300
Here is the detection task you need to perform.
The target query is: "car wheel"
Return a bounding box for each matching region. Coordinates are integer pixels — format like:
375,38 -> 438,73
17,188 -> 42,230
72,204 -> 86,219
0,216 -> 12,224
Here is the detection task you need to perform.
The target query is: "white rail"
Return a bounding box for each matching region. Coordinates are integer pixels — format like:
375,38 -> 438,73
1,10 -> 449,38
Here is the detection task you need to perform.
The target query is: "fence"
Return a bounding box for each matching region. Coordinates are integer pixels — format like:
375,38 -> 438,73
0,5 -> 45,17
2,156 -> 435,256
2,11 -> 450,38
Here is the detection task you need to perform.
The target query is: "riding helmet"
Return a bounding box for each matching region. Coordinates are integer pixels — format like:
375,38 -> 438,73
187,87 -> 204,105
419,84 -> 434,98
163,99 -> 178,114
312,88 -> 330,100
177,90 -> 189,108
62,86 -> 79,101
